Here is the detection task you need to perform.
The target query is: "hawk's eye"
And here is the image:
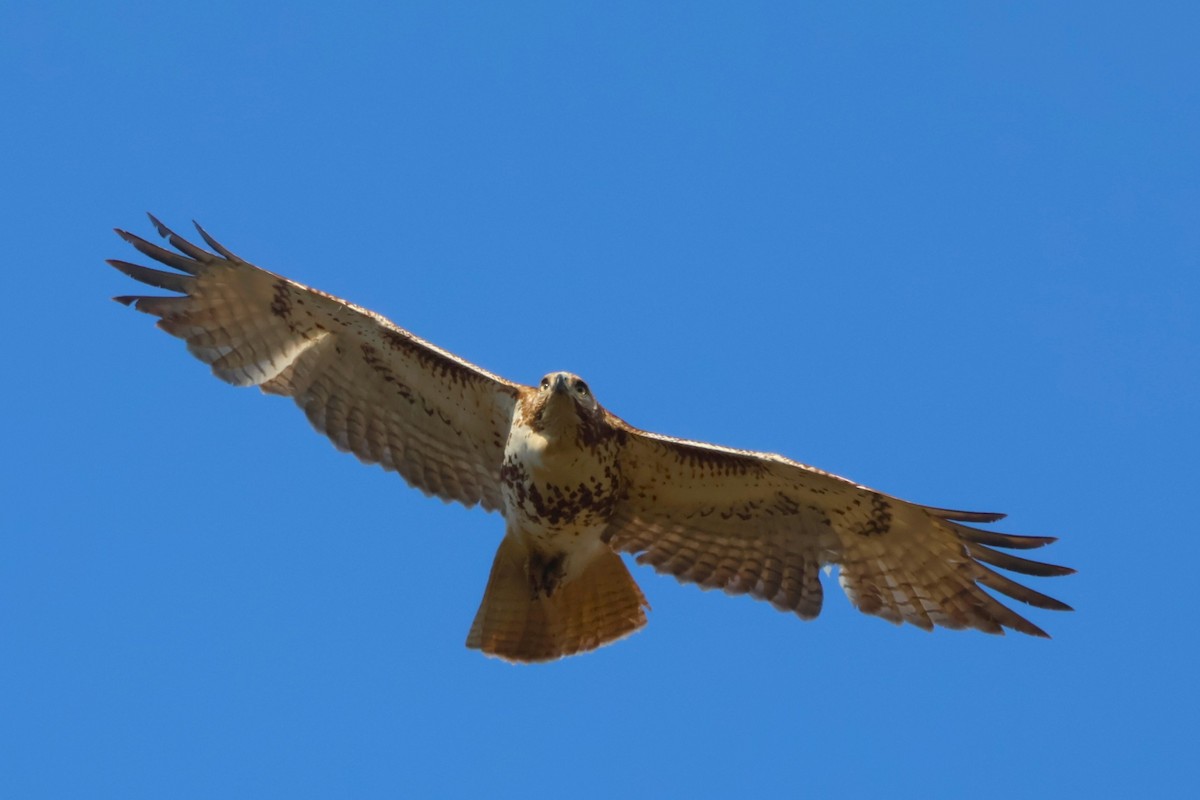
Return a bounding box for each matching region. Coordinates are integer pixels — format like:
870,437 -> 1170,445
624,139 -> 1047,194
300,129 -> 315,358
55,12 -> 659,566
574,380 -> 589,396
540,377 -> 550,389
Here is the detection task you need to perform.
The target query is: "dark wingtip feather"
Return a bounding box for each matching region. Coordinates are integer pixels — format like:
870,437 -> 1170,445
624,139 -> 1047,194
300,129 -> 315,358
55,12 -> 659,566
193,220 -> 241,261
951,511 -> 1007,523
112,228 -> 202,275
142,213 -> 211,261
107,259 -> 193,293
966,542 -> 1075,577
925,505 -> 1007,523
111,294 -> 184,318
981,569 -> 1074,612
953,524 -> 1058,550
146,212 -> 170,237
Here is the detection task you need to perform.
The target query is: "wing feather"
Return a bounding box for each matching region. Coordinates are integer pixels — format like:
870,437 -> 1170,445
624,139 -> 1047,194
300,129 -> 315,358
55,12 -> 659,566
606,422 -> 1073,637
111,216 -> 523,511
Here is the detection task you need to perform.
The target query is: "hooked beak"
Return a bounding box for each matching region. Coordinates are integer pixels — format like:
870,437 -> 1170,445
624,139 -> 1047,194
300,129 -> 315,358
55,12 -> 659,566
551,374 -> 569,395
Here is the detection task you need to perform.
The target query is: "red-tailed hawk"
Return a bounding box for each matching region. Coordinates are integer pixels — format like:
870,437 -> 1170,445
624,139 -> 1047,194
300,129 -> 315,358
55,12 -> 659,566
110,216 -> 1073,662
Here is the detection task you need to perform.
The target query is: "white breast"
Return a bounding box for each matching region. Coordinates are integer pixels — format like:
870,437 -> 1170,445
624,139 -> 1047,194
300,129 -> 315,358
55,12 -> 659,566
500,403 -> 618,557
504,413 -> 550,471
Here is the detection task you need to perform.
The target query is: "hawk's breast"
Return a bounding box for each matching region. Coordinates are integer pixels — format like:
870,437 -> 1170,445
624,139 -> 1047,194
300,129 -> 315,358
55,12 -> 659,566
499,406 -> 622,543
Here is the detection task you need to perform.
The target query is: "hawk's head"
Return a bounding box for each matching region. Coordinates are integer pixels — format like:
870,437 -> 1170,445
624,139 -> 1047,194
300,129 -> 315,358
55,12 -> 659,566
528,371 -> 612,444
519,371 -> 615,445
537,371 -> 599,417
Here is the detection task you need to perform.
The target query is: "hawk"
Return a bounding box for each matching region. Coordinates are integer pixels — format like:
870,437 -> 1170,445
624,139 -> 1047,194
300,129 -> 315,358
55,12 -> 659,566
110,216 -> 1073,662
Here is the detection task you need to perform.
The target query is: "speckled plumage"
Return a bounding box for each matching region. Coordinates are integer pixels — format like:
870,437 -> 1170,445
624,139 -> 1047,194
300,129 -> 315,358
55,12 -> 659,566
111,216 -> 1073,662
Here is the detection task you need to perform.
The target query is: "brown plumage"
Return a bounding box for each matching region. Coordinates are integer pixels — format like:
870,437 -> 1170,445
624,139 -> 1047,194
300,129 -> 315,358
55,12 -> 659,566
110,216 -> 1073,662
466,535 -> 648,663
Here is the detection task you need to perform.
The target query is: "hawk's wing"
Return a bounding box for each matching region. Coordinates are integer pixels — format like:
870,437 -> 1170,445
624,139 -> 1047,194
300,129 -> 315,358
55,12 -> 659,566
110,216 -> 523,511
606,423 -> 1072,636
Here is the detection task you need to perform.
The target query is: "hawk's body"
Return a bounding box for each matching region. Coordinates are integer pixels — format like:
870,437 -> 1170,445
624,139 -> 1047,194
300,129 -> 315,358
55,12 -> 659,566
470,373 -> 648,660
110,217 -> 1073,662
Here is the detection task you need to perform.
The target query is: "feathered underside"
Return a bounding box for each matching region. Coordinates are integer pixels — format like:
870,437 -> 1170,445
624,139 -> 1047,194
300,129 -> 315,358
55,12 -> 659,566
111,216 -> 1073,648
110,214 -> 525,511
604,423 -> 1073,637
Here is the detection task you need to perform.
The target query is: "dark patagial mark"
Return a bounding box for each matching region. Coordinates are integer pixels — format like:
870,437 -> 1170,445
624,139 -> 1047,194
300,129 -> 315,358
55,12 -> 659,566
380,327 -> 497,391
666,441 -> 767,477
858,494 -> 893,537
359,343 -> 415,403
270,280 -> 292,319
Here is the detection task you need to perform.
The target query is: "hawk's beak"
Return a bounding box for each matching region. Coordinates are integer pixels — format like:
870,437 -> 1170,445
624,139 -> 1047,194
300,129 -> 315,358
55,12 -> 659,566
552,374 -> 569,394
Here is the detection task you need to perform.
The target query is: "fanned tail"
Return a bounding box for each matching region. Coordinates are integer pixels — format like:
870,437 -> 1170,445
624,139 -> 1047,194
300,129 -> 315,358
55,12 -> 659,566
467,536 -> 649,663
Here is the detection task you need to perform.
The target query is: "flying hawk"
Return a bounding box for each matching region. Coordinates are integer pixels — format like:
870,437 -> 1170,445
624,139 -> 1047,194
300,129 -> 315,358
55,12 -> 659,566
110,216 -> 1073,662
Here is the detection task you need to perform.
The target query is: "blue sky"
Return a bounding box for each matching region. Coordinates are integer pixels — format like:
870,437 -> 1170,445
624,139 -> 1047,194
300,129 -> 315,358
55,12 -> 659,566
2,2 -> 1197,797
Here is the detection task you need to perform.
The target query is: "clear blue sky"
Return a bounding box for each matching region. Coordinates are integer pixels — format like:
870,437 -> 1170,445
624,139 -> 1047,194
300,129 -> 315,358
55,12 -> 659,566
2,2 -> 1196,797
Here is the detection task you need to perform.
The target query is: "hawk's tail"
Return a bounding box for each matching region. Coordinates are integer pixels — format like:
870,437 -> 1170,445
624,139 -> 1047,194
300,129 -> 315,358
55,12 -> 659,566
466,536 -> 649,663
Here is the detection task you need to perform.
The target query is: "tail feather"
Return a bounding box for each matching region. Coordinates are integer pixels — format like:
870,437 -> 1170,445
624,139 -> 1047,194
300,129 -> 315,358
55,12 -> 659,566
466,536 -> 649,663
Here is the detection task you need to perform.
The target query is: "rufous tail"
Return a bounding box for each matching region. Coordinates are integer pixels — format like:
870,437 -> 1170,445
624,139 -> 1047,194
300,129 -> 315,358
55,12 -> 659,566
466,536 -> 649,663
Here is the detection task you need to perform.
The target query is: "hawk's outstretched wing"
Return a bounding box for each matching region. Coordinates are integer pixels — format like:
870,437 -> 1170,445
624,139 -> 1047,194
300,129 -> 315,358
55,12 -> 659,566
606,423 -> 1072,636
110,215 -> 523,511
